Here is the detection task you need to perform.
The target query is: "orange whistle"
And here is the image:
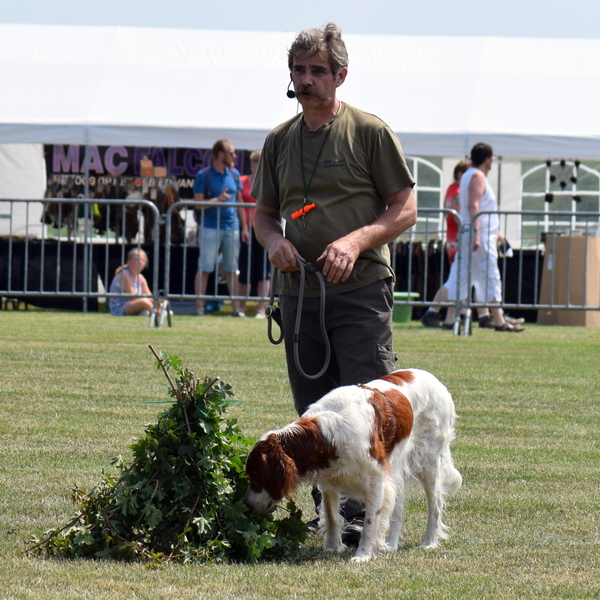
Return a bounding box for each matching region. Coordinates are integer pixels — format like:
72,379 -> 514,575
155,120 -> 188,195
291,203 -> 316,219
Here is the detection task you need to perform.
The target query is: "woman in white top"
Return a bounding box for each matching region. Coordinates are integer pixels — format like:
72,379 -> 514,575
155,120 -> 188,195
109,248 -> 158,316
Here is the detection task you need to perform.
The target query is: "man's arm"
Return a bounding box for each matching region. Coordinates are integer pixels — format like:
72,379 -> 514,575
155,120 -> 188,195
468,171 -> 486,251
193,190 -> 232,203
317,185 -> 417,284
253,204 -> 304,272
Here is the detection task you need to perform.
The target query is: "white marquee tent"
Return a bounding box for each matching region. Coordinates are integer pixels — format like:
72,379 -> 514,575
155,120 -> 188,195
1,23 -> 600,159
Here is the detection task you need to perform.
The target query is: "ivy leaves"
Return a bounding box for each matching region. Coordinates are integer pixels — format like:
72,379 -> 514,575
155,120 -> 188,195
28,348 -> 307,563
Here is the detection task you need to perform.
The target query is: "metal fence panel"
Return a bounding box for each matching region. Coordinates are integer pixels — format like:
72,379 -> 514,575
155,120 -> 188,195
0,198 -> 160,312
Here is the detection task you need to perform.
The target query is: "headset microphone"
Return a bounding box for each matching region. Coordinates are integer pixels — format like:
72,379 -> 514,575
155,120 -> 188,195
286,79 -> 296,99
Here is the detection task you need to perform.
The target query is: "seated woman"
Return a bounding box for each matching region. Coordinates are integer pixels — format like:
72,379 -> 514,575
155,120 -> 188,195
109,248 -> 160,316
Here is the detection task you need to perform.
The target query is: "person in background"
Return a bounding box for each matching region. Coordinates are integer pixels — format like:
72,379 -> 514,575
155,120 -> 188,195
238,150 -> 271,318
193,139 -> 249,317
109,248 -> 160,316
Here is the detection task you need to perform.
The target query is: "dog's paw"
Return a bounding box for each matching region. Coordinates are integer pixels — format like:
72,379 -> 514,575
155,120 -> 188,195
419,539 -> 439,549
324,542 -> 347,553
350,553 -> 372,563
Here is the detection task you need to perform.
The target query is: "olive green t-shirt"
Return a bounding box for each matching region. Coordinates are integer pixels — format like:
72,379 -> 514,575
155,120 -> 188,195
251,102 -> 415,297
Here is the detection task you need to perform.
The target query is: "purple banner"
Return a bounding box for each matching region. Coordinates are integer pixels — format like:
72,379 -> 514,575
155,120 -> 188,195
44,145 -> 249,200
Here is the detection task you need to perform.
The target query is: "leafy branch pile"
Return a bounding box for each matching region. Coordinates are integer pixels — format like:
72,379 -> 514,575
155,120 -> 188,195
27,346 -> 306,563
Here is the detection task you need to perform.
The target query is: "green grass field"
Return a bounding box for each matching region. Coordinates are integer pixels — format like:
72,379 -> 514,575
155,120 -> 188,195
0,311 -> 599,600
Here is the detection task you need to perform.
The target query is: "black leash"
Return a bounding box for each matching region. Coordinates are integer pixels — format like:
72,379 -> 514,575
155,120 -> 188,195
265,257 -> 331,380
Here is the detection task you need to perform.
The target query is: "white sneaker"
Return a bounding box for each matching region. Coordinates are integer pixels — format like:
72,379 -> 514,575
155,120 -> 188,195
255,310 -> 266,319
196,307 -> 205,316
231,310 -> 246,318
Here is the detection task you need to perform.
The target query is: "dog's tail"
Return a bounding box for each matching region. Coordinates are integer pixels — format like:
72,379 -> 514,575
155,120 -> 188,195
441,449 -> 462,496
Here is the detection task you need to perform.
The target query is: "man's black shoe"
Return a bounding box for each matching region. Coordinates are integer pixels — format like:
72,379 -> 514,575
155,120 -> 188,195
341,517 -> 363,546
306,518 -> 320,533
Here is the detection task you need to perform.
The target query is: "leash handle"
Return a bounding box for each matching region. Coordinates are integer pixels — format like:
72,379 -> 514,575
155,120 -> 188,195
266,268 -> 284,345
301,261 -> 319,275
265,259 -> 316,345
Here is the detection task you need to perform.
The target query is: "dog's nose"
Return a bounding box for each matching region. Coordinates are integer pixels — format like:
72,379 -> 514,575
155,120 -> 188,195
242,490 -> 257,513
242,489 -> 271,515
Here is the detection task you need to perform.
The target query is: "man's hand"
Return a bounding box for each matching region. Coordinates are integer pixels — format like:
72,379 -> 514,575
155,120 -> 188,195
216,188 -> 231,202
472,231 -> 481,251
267,236 -> 305,272
316,234 -> 361,283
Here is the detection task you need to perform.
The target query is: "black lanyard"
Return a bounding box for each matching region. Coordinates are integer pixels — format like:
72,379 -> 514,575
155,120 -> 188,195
298,113 -> 337,227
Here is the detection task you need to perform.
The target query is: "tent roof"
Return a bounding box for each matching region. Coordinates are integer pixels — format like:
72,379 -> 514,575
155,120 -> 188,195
1,23 -> 599,159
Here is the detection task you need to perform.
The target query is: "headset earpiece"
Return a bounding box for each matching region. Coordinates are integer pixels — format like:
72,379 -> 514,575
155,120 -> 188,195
286,76 -> 296,99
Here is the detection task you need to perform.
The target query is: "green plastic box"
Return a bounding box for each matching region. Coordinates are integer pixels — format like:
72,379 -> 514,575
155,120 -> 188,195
393,291 -> 420,323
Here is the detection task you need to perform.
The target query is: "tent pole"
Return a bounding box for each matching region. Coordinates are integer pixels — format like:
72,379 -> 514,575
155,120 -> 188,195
496,156 -> 502,210
82,144 -> 90,313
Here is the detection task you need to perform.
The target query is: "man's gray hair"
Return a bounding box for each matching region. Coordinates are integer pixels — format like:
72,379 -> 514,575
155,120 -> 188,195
288,22 -> 349,77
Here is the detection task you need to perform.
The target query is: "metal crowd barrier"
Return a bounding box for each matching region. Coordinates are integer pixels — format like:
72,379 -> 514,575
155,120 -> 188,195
2,200 -> 600,334
458,209 -> 600,334
0,198 -> 160,317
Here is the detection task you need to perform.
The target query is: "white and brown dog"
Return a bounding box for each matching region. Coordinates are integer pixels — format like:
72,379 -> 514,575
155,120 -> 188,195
244,369 -> 462,562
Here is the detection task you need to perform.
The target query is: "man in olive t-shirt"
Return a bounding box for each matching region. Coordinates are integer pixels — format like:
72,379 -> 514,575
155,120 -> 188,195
252,23 -> 416,417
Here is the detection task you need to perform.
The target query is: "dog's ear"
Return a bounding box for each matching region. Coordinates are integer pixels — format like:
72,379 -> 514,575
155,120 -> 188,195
246,434 -> 298,501
266,435 -> 299,498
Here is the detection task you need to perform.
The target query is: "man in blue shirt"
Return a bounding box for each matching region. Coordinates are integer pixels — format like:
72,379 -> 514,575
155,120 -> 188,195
193,139 -> 248,316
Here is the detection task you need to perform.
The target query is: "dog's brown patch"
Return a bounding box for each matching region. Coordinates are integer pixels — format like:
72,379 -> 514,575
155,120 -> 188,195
380,370 -> 415,387
366,388 -> 414,466
283,417 -> 338,477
